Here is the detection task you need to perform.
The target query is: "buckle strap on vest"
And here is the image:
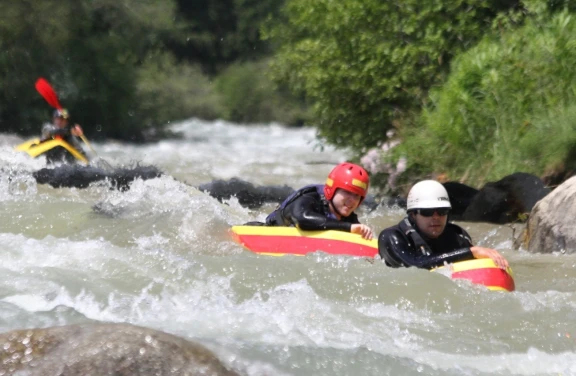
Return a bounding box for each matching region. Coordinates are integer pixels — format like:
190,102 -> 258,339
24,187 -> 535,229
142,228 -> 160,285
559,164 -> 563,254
399,218 -> 432,256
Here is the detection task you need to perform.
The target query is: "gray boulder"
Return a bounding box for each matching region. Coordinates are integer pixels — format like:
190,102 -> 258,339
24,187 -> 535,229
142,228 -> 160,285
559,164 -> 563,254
0,323 -> 239,376
523,176 -> 576,254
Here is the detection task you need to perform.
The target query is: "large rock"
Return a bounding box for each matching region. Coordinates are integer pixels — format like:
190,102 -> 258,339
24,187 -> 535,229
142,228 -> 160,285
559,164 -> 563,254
523,176 -> 576,254
461,172 -> 550,224
0,323 -> 239,376
442,181 -> 479,219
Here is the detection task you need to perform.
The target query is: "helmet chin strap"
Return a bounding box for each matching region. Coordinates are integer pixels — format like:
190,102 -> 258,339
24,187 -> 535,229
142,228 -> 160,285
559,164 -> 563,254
329,199 -> 345,219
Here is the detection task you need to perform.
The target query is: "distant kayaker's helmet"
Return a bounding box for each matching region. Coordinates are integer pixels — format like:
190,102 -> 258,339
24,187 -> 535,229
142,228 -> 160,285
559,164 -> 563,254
406,180 -> 451,212
53,108 -> 69,119
324,162 -> 370,202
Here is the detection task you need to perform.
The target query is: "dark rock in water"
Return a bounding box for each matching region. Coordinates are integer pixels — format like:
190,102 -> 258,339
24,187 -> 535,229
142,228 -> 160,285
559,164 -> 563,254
443,182 -> 480,220
462,172 -> 550,223
199,177 -> 379,211
0,323 -> 239,375
199,173 -> 546,223
33,164 -> 163,191
199,178 -> 294,209
383,174 -> 549,224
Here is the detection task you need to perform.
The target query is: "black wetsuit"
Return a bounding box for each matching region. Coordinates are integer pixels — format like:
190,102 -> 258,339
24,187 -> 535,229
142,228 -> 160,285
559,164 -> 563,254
265,185 -> 360,231
378,217 -> 474,269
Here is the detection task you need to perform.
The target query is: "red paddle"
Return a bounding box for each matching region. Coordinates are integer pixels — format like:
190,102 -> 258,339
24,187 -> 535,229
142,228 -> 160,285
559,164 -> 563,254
35,78 -> 63,109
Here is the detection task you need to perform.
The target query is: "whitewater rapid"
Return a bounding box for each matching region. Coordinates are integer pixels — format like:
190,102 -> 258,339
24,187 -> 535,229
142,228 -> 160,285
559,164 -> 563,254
0,119 -> 575,376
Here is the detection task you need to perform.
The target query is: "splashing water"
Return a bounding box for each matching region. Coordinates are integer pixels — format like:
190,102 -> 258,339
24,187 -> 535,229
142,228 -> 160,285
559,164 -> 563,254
1,119 -> 576,375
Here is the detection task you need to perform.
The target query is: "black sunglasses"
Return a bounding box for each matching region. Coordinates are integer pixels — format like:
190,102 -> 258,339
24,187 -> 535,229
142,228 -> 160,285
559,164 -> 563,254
416,208 -> 450,217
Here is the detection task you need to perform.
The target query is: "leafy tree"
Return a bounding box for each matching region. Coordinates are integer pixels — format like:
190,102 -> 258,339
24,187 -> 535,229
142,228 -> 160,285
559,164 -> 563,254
136,52 -> 222,131
215,59 -> 310,125
63,0 -> 180,140
264,0 -> 527,152
0,0 -> 72,132
169,0 -> 283,74
0,0 -> 188,141
398,10 -> 576,186
0,0 -> 301,140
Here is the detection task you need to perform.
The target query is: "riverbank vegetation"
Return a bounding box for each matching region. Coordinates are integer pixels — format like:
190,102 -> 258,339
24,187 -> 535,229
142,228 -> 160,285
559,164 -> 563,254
266,0 -> 576,189
1,0 -> 575,188
400,10 -> 576,187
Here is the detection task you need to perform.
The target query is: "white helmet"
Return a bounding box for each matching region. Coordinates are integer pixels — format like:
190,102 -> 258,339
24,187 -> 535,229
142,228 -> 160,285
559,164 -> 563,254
406,180 -> 451,211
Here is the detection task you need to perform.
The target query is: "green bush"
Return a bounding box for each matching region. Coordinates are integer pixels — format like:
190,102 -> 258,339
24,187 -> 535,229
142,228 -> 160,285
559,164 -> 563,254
399,11 -> 576,186
169,0 -> 282,74
136,52 -> 223,136
263,0 -> 528,151
214,60 -> 310,125
0,0 -> 307,139
0,0 -> 182,141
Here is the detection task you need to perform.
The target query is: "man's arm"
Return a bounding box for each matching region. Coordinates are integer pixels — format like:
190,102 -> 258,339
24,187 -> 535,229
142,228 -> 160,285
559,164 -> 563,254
452,225 -> 509,269
284,195 -> 351,231
378,228 -> 473,269
470,246 -> 509,269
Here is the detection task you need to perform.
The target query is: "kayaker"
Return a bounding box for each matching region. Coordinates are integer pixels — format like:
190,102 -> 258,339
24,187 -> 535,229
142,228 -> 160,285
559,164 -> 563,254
378,180 -> 509,269
40,108 -> 88,163
265,162 -> 373,239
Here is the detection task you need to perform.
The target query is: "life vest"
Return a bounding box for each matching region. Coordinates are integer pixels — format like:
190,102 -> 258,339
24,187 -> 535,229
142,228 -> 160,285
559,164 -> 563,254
265,184 -> 337,225
398,217 -> 472,256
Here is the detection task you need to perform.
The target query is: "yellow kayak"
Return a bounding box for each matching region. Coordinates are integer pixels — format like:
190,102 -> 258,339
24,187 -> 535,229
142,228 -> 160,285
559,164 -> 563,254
15,138 -> 88,163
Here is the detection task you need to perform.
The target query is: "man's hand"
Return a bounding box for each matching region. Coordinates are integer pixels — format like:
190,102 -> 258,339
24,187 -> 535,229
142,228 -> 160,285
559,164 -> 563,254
351,224 -> 373,239
71,124 -> 84,137
470,246 -> 509,269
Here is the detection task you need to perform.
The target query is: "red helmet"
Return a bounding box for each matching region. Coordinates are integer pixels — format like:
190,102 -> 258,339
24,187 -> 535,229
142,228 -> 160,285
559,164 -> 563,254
324,162 -> 370,201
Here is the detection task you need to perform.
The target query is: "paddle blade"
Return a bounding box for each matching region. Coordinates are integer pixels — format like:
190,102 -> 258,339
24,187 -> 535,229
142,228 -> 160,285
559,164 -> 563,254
35,78 -> 62,109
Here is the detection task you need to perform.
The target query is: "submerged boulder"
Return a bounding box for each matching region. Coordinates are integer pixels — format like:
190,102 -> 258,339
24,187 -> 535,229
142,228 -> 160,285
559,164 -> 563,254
522,176 -> 576,254
33,164 -> 163,191
0,323 -> 239,375
198,178 -> 294,209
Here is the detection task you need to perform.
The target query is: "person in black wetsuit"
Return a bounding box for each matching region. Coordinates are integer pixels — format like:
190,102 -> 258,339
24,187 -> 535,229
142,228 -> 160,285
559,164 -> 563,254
265,162 -> 373,239
40,108 -> 88,163
378,180 -> 509,269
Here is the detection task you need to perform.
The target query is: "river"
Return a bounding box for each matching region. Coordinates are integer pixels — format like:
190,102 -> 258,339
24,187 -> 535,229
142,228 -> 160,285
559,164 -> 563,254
1,118 -> 575,375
